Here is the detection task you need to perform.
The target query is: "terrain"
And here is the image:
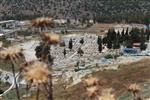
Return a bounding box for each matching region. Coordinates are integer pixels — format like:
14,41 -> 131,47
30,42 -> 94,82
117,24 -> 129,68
1,0 -> 150,23
54,58 -> 150,100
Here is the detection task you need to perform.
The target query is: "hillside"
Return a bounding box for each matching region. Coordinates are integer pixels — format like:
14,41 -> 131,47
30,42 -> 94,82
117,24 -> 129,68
1,0 -> 150,22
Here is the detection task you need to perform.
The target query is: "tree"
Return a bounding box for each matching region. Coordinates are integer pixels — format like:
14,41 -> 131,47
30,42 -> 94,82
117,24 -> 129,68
140,29 -> 147,51
98,43 -> 102,53
145,29 -> 150,41
35,42 -> 52,63
97,36 -> 102,45
102,37 -> 107,44
80,38 -> 84,45
140,43 -> 147,51
107,41 -> 112,49
125,28 -> 129,40
68,38 -> 73,50
63,48 -> 67,57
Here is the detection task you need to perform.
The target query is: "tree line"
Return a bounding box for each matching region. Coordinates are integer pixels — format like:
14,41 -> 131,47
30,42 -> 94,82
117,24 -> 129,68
97,28 -> 150,52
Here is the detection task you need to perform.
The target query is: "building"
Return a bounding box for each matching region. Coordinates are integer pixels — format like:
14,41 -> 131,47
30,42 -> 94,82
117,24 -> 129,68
0,20 -> 19,29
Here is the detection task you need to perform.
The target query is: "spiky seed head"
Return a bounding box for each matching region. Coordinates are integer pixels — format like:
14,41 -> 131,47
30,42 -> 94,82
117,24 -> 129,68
98,88 -> 115,100
83,77 -> 99,87
31,17 -> 54,28
42,33 -> 60,44
0,46 -> 24,60
22,61 -> 51,85
86,86 -> 98,98
128,83 -> 141,93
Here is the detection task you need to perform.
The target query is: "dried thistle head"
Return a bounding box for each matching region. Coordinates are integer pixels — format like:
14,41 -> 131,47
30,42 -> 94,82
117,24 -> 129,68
20,60 -> 36,72
86,86 -> 98,98
31,17 -> 54,28
128,83 -> 141,94
98,88 -> 115,100
0,46 -> 24,60
42,33 -> 60,44
22,61 -> 51,85
83,77 -> 99,87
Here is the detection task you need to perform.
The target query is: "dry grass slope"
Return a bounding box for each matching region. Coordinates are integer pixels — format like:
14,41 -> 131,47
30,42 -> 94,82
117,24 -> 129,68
53,58 -> 150,100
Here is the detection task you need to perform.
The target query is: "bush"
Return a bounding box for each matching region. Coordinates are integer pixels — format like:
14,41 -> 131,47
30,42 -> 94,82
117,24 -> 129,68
104,54 -> 113,59
104,54 -> 120,59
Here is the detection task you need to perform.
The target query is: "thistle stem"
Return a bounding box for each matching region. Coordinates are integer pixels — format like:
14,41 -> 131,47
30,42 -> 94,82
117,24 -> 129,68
47,74 -> 53,100
36,87 -> 40,100
10,58 -> 21,100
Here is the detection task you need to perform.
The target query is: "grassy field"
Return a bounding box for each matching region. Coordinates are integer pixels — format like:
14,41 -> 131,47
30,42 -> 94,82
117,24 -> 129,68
53,58 -> 150,100
0,59 -> 24,72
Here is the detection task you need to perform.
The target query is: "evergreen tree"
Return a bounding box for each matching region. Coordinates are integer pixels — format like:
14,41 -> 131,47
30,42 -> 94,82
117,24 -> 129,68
111,29 -> 117,41
102,37 -> 107,44
107,41 -> 112,49
80,38 -> 84,45
140,29 -> 147,51
125,28 -> 129,40
117,31 -> 121,44
97,36 -> 102,45
35,42 -> 50,59
121,29 -> 125,42
98,43 -> 102,53
63,48 -> 67,58
69,38 -> 73,50
140,43 -> 147,51
145,29 -> 150,41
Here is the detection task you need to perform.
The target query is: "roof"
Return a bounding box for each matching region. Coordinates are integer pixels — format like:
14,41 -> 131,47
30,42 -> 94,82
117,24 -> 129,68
123,48 -> 140,54
0,20 -> 15,24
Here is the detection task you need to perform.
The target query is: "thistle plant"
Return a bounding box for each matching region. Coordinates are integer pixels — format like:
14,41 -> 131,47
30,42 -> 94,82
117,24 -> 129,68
31,17 -> 54,32
82,77 -> 116,100
0,46 -> 25,100
21,61 -> 51,100
98,88 -> 115,100
29,17 -> 60,100
83,77 -> 99,87
127,83 -> 143,100
86,86 -> 98,98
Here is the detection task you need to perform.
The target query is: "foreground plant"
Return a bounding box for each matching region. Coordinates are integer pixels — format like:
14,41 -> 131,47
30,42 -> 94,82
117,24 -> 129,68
0,46 -> 24,100
21,61 -> 51,100
31,17 -> 54,31
86,86 -> 98,98
83,77 -> 99,87
98,88 -> 115,100
42,32 -> 60,45
31,16 -> 60,100
21,61 -> 51,85
127,83 -> 143,100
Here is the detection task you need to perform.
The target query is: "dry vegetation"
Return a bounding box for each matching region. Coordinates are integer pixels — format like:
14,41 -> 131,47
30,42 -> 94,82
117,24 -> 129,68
53,58 -> 150,100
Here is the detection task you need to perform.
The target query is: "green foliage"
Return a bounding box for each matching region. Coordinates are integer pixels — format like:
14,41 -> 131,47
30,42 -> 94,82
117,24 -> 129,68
1,0 -> 150,23
79,38 -> 84,45
104,54 -> 120,59
68,38 -> 73,50
103,28 -> 149,50
104,54 -> 113,59
35,42 -> 50,58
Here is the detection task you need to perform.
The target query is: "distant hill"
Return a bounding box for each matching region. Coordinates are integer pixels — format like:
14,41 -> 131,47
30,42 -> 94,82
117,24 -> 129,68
1,0 -> 150,23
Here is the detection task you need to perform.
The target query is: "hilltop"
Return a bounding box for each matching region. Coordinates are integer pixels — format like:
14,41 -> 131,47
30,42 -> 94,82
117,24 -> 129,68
1,0 -> 150,23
